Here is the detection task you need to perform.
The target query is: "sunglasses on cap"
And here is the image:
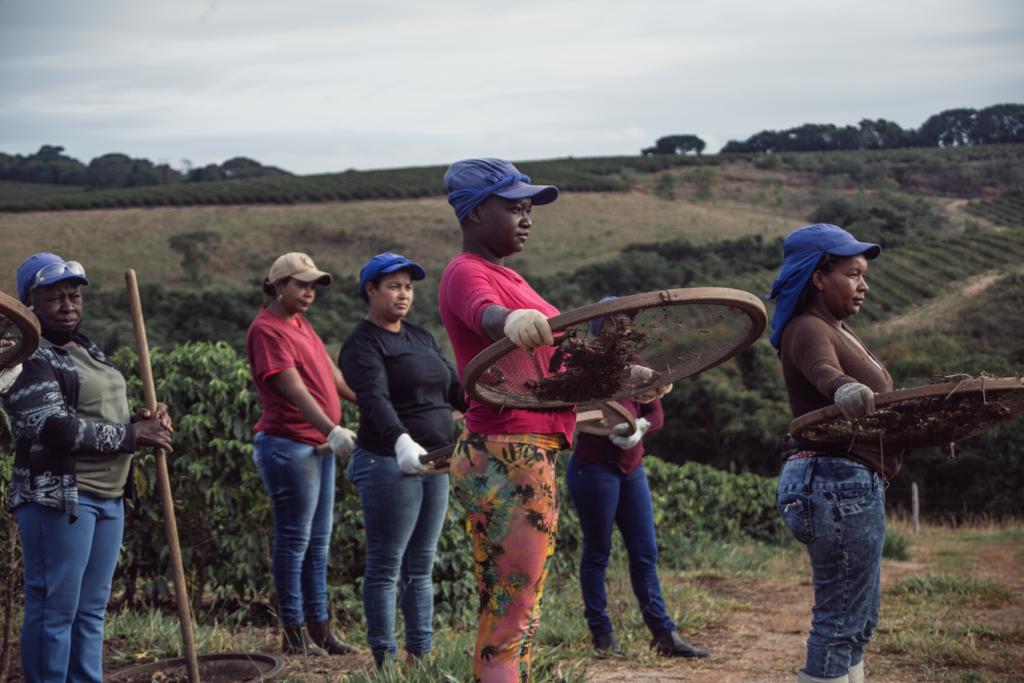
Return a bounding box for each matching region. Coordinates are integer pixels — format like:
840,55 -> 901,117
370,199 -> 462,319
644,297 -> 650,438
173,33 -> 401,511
32,261 -> 87,289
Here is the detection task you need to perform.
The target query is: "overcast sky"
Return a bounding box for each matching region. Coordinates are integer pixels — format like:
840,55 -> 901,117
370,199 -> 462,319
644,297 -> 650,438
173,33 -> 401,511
1,0 -> 1021,174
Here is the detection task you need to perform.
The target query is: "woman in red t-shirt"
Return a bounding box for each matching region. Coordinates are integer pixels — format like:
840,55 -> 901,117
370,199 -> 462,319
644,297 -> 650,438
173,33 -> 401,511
245,252 -> 357,657
438,158 -> 572,682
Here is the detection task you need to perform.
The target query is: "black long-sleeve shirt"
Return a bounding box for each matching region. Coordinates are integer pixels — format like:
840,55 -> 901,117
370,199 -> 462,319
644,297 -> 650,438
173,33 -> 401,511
339,319 -> 467,456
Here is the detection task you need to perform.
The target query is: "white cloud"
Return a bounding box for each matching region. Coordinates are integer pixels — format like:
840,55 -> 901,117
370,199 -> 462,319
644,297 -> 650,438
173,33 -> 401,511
1,0 -> 1021,172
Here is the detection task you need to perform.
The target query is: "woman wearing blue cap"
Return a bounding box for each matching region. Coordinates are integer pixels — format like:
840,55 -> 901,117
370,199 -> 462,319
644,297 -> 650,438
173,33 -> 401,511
4,253 -> 173,683
769,224 -> 899,683
339,252 -> 467,668
438,158 -> 574,682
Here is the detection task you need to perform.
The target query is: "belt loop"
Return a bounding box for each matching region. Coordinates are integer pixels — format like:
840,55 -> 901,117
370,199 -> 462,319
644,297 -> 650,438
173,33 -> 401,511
802,457 -> 815,493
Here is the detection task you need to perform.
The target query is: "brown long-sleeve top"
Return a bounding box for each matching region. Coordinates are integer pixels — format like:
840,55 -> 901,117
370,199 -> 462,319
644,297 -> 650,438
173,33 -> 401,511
780,303 -> 902,479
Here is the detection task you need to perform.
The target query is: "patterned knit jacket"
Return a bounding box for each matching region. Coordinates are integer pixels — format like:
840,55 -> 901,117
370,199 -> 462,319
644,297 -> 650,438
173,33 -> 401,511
2,331 -> 136,521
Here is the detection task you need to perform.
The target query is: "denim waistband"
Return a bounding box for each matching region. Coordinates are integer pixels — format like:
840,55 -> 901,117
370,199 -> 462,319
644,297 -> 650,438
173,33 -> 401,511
786,450 -> 818,462
780,456 -> 880,494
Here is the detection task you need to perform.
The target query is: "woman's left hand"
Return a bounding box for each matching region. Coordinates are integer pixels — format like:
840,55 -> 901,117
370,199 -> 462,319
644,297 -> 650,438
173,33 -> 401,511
133,403 -> 174,433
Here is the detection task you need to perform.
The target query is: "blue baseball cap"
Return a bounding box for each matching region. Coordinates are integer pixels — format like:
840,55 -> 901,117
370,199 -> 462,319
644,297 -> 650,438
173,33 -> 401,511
17,252 -> 89,303
782,223 -> 881,261
444,158 -> 559,222
589,296 -> 619,335
358,252 -> 426,301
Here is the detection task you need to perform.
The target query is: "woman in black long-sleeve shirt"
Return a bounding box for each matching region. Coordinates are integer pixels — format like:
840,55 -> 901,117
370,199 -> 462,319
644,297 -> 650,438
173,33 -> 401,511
339,252 -> 466,668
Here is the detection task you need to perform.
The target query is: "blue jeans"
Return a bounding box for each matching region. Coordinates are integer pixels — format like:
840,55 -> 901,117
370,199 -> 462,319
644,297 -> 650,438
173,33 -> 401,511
253,432 -> 335,626
347,446 -> 449,664
566,457 -> 676,636
15,494 -> 125,683
777,456 -> 885,679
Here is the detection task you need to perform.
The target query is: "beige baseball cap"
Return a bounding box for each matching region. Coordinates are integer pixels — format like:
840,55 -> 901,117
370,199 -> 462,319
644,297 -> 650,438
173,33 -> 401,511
266,252 -> 333,286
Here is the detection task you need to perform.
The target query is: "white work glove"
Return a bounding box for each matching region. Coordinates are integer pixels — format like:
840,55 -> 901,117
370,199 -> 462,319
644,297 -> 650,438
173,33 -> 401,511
834,382 -> 876,419
627,364 -> 654,384
0,364 -> 22,394
394,433 -> 428,475
327,425 -> 356,458
609,417 -> 651,449
635,383 -> 673,404
503,309 -> 554,352
626,365 -> 672,404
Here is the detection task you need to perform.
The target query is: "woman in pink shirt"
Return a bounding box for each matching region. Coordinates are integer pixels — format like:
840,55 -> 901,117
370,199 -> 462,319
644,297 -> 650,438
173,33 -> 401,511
438,158 -> 573,682
246,252 -> 357,657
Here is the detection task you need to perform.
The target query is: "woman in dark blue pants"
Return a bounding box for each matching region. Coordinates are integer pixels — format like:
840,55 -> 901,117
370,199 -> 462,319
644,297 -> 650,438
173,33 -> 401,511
566,396 -> 709,659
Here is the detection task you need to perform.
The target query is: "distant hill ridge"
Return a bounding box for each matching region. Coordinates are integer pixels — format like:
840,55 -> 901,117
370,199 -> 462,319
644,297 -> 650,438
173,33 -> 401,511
1,143 -> 1022,212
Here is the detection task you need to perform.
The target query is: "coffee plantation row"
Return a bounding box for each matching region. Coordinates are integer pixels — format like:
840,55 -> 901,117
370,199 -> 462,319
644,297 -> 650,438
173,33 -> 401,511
0,341 -> 784,625
0,155 -> 711,211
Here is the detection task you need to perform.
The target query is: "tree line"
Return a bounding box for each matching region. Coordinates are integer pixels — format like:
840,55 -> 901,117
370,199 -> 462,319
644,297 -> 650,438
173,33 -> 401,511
0,145 -> 289,189
643,103 -> 1023,157
719,104 -> 1024,154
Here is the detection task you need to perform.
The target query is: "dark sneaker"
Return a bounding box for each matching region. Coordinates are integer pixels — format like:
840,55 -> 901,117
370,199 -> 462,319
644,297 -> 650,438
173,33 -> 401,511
591,631 -> 625,657
650,630 -> 709,658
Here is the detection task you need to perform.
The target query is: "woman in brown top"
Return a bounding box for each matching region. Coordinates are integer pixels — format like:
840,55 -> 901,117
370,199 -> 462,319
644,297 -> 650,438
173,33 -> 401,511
769,224 -> 894,683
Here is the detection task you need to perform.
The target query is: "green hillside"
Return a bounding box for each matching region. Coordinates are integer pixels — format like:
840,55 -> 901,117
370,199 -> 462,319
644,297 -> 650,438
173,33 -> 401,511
2,144 -> 1023,517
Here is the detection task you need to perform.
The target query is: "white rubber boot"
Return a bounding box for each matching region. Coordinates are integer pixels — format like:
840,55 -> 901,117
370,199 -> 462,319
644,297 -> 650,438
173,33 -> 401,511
848,660 -> 864,683
797,670 -> 849,683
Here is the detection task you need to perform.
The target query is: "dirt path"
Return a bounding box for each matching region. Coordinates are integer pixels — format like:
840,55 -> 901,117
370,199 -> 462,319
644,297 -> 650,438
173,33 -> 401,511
585,538 -> 1022,682
869,267 -> 1020,338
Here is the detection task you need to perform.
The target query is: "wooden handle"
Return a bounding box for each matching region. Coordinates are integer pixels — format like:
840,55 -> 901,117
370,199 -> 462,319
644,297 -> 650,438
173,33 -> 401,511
420,444 -> 454,465
125,269 -> 202,683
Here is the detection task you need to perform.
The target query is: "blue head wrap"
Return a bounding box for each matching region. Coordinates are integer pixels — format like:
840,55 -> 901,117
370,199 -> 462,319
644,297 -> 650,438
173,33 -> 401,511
768,224 -> 881,349
444,158 -> 558,222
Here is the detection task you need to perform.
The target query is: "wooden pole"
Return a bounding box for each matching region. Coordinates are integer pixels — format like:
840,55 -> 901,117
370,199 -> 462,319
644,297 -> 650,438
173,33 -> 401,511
125,270 -> 201,682
911,481 -> 920,535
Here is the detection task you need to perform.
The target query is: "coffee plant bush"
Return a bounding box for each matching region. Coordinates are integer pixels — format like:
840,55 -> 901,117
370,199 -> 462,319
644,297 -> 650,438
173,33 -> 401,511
1,340 -> 782,629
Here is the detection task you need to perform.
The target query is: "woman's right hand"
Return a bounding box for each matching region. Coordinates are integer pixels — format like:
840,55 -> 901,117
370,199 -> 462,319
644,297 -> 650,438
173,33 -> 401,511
0,363 -> 22,394
132,415 -> 174,452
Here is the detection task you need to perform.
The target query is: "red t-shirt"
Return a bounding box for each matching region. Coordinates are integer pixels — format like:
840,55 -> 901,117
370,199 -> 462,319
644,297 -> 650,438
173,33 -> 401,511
438,252 -> 575,442
246,307 -> 341,446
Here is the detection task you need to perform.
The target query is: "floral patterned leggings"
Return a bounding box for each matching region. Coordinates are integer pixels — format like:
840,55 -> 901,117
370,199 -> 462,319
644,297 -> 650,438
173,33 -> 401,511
450,431 -> 564,683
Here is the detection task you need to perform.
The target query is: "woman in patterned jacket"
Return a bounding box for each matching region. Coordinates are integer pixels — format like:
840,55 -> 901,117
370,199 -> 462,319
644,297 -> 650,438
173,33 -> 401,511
3,253 -> 173,683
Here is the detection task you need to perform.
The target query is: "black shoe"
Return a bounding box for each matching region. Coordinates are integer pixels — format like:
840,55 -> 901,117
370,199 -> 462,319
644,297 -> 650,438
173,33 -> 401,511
306,620 -> 358,655
281,624 -> 327,656
650,630 -> 709,658
591,631 -> 625,657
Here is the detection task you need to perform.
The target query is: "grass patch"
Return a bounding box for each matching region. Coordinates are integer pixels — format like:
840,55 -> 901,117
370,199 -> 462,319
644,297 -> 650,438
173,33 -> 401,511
932,548 -> 974,571
875,610 -> 1024,676
877,621 -> 995,669
660,535 -> 800,575
883,528 -> 911,561
104,609 -> 275,664
886,573 -> 1013,609
957,530 -> 1024,543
